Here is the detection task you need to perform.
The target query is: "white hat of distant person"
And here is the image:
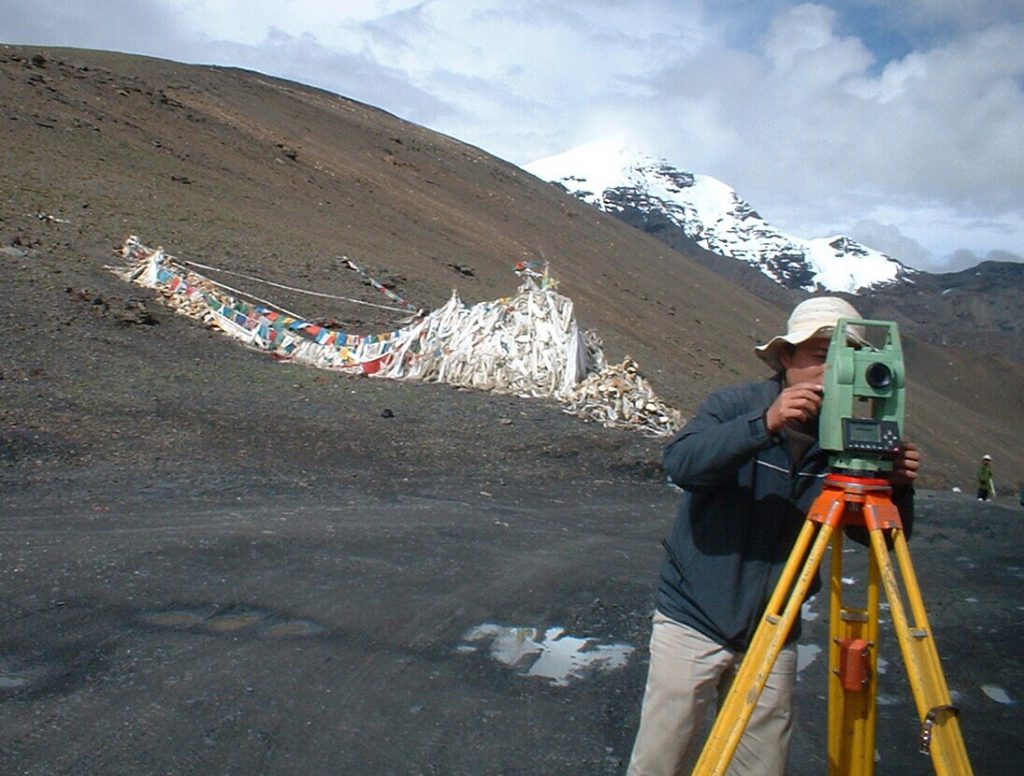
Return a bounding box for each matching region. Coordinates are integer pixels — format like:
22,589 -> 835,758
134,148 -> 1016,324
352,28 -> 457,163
982,454 -> 992,461
756,296 -> 866,373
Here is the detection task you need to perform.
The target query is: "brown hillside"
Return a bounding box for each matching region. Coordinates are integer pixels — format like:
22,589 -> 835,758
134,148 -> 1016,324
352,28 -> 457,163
2,44 -> 1020,493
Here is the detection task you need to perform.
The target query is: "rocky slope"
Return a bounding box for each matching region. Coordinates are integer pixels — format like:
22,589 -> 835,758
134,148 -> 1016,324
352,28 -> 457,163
861,260 -> 1024,364
1,44 -> 1021,493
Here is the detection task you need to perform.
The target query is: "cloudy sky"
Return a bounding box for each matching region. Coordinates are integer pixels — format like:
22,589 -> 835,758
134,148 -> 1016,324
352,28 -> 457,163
3,1 -> 1022,271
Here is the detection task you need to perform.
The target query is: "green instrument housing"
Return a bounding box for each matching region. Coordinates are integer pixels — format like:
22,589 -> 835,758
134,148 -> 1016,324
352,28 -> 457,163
819,318 -> 906,474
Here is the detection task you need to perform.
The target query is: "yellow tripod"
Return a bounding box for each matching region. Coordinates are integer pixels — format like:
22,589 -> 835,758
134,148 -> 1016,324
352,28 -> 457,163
692,473 -> 972,775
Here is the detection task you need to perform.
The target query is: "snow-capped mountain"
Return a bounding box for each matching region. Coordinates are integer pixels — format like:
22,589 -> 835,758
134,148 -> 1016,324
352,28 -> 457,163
524,141 -> 916,294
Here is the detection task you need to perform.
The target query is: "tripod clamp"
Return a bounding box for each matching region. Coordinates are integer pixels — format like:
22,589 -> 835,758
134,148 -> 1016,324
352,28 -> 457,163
920,705 -> 961,755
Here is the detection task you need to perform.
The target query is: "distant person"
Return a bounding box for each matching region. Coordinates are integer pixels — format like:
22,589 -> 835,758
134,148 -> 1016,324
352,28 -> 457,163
977,455 -> 995,501
626,296 -> 920,776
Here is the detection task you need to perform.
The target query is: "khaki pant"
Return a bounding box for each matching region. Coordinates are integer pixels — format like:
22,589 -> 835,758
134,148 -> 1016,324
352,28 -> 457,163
627,612 -> 797,776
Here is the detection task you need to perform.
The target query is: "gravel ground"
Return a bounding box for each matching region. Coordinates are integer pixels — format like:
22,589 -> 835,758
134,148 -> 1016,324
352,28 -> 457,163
3,239 -> 1021,774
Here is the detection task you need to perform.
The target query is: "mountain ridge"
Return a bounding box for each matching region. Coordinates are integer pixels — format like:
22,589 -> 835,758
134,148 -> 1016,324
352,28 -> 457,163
525,140 -> 1024,365
524,141 -> 916,294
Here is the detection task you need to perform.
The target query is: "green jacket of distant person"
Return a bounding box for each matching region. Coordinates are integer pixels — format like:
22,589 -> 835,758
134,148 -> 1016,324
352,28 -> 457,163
977,458 -> 994,499
977,460 -> 992,486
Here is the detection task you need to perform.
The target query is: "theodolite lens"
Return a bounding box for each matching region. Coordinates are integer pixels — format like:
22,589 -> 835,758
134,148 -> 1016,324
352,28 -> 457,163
865,362 -> 893,390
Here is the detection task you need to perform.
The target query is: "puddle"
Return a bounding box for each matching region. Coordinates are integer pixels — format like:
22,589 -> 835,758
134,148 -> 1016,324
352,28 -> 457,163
141,610 -> 207,628
797,643 -> 821,673
0,659 -> 59,695
0,672 -> 33,690
458,623 -> 633,686
981,684 -> 1016,705
801,595 -> 820,621
206,612 -> 265,632
141,607 -> 321,639
263,619 -> 323,638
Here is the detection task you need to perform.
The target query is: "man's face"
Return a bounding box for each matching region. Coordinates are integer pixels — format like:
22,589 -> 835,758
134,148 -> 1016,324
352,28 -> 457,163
781,336 -> 831,386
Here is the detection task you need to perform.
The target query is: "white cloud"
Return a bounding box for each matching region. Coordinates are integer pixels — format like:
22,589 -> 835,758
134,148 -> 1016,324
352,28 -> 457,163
0,0 -> 1021,269
763,3 -> 873,74
848,219 -> 933,267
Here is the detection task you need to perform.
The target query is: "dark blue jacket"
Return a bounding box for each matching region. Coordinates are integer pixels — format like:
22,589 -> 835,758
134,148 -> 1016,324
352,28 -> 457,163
656,374 -> 914,651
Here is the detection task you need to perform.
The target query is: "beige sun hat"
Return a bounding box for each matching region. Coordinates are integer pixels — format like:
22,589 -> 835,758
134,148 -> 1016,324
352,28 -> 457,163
755,296 -> 865,372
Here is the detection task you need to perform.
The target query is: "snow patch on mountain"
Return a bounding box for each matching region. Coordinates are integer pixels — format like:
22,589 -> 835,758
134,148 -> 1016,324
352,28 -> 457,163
524,141 -> 915,294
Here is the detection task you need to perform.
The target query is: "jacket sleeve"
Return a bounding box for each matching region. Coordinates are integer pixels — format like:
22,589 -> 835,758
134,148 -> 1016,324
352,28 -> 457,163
663,384 -> 777,491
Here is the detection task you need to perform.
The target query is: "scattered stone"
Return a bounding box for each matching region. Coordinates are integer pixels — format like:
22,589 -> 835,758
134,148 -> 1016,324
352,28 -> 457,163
276,142 -> 298,161
115,299 -> 159,326
449,263 -> 475,277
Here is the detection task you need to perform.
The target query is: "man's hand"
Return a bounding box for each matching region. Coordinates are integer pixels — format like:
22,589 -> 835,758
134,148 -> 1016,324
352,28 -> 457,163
891,442 -> 921,487
765,382 -> 824,433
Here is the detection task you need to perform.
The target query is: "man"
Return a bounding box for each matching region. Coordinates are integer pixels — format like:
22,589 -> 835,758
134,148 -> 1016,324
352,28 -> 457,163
976,455 -> 994,501
627,297 -> 920,776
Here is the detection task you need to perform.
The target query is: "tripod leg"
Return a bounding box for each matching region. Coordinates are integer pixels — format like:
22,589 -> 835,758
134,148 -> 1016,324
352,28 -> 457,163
868,526 -> 973,776
692,517 -> 836,776
828,532 -> 880,776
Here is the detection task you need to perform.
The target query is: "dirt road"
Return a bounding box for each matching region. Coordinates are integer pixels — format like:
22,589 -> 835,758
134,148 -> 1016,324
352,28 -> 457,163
2,484 -> 1020,775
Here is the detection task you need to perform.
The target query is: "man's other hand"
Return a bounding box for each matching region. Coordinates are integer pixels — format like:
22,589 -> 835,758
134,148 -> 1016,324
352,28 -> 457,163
891,442 -> 921,487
